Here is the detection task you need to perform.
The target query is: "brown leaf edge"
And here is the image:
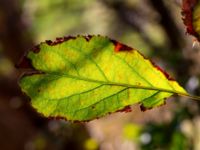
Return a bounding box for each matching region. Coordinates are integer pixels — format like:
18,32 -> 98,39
16,35 -> 173,80
17,35 -> 175,122
15,35 -> 131,69
182,0 -> 200,41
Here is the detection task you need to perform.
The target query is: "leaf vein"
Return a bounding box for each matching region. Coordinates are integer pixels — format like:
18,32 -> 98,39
73,87 -> 129,116
68,45 -> 109,81
113,54 -> 153,86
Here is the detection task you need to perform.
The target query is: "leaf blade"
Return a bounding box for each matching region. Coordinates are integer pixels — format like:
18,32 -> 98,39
19,35 -> 187,121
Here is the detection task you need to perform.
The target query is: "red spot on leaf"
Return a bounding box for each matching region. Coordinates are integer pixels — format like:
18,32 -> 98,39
45,36 -> 76,46
115,43 -> 123,52
84,35 -> 93,41
154,64 -> 174,81
48,116 -> 68,121
16,45 -> 40,69
137,49 -> 174,81
117,105 -> 132,113
140,101 -> 166,111
45,35 -> 93,46
15,56 -> 34,69
111,40 -> 133,52
140,105 -> 152,111
31,45 -> 40,53
48,116 -> 92,123
73,120 -> 90,123
149,60 -> 174,81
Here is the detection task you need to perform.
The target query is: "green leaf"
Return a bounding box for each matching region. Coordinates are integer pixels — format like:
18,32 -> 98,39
18,35 -> 188,122
182,0 -> 200,41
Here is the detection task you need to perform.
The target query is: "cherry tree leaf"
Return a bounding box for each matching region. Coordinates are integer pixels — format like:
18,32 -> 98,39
18,35 -> 188,122
182,0 -> 200,41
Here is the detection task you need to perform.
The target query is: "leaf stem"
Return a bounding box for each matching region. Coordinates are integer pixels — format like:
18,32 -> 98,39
176,93 -> 200,101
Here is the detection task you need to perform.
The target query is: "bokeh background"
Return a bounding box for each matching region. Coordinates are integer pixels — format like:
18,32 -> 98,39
0,0 -> 200,150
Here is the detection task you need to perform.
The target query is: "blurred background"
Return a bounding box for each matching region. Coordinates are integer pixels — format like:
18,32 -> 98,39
0,0 -> 200,149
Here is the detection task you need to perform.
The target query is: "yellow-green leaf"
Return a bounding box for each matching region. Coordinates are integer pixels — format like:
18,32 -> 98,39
18,35 -> 188,122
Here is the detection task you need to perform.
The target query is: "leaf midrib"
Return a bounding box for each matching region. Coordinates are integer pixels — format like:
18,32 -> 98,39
45,72 -> 187,96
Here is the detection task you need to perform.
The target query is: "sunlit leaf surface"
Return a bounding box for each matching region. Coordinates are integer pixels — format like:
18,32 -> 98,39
18,35 -> 187,121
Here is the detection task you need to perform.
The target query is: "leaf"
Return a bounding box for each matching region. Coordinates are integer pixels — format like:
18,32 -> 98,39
18,35 -> 188,122
182,0 -> 200,41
